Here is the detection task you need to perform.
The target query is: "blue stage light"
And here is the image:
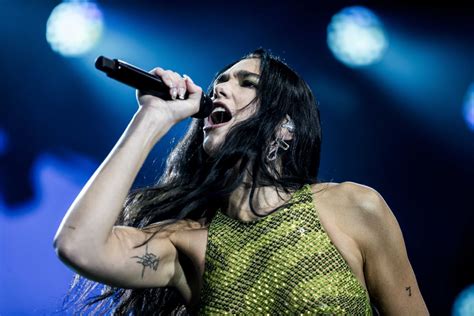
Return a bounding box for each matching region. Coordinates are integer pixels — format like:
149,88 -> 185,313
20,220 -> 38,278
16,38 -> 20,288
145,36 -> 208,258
327,6 -> 388,67
463,83 -> 474,131
453,284 -> 474,316
46,1 -> 103,57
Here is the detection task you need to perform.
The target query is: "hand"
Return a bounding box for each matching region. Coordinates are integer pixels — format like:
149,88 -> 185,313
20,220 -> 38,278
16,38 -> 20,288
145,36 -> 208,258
136,68 -> 202,125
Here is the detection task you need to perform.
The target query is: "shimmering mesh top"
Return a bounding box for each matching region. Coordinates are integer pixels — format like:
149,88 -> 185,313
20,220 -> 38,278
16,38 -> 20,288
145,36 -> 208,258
198,184 -> 372,315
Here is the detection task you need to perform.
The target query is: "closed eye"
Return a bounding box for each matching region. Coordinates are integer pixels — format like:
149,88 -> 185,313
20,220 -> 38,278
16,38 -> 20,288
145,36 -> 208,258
242,80 -> 258,88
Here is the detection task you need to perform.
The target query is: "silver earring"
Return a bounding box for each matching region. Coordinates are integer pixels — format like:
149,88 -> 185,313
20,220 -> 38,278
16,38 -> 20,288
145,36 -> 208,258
281,119 -> 295,133
267,138 -> 290,161
266,118 -> 295,161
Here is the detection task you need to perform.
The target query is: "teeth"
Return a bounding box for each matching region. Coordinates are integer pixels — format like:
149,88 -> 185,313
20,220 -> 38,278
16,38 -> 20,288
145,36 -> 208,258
211,106 -> 227,114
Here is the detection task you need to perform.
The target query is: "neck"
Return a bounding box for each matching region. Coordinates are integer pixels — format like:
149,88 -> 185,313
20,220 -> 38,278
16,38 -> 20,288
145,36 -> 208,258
226,178 -> 292,222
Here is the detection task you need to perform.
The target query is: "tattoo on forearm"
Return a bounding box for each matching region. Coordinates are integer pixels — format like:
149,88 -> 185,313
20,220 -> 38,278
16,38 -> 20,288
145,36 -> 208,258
130,243 -> 160,278
67,225 -> 76,230
405,286 -> 412,296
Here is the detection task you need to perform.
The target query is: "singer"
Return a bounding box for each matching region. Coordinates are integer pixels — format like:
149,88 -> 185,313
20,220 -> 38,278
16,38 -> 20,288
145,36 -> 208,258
54,49 -> 428,315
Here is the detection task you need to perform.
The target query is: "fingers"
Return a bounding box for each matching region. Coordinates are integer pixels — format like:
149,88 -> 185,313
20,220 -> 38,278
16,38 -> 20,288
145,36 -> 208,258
183,74 -> 202,100
151,67 -> 187,100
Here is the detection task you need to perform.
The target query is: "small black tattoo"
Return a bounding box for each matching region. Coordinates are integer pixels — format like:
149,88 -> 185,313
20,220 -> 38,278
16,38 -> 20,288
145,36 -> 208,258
405,286 -> 412,296
67,225 -> 76,230
131,243 -> 159,278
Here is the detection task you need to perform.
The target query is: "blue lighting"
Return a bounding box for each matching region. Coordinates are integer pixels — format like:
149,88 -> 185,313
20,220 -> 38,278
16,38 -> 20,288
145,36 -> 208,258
0,129 -> 8,155
327,6 -> 388,67
453,284 -> 474,316
0,151 -> 98,314
463,83 -> 474,131
46,1 -> 104,57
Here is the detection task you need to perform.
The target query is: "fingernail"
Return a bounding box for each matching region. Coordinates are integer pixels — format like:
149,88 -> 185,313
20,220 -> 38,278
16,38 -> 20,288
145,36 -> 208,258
171,87 -> 178,99
178,87 -> 185,99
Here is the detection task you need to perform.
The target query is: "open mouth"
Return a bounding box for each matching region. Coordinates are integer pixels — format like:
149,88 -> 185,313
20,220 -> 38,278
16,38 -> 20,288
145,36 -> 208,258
209,104 -> 232,125
203,102 -> 233,132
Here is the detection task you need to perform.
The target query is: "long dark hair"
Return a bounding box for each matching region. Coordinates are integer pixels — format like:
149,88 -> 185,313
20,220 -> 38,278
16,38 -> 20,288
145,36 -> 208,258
61,48 -> 323,315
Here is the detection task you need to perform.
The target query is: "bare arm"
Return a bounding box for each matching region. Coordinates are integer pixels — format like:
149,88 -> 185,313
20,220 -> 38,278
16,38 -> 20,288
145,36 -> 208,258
60,220 -> 201,289
348,183 -> 429,315
53,68 -> 202,288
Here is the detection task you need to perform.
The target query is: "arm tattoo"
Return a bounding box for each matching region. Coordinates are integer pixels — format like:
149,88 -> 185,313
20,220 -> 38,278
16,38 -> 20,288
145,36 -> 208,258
130,243 -> 160,279
405,286 -> 412,296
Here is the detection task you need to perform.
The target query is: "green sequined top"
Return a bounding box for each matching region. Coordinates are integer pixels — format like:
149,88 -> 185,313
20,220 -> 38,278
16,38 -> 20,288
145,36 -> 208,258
198,184 -> 372,315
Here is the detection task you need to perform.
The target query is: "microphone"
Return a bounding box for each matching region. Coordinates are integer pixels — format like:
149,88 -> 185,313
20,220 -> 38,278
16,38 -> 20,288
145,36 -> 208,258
94,56 -> 213,119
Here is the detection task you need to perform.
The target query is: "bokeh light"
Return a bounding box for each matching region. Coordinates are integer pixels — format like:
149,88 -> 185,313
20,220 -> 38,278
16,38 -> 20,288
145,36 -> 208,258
46,1 -> 104,57
327,6 -> 388,67
453,284 -> 474,316
463,83 -> 474,131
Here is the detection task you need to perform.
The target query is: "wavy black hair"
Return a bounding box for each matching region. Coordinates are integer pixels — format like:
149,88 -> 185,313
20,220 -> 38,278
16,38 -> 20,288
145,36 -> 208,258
61,48 -> 323,315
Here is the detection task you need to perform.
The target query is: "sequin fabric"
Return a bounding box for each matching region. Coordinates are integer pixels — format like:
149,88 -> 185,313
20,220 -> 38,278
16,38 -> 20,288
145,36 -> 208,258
198,184 -> 372,315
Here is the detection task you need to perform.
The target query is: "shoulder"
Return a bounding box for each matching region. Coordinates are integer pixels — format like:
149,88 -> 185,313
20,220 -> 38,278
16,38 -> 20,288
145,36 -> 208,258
311,182 -> 428,312
310,181 -> 397,250
311,181 -> 383,213
311,181 -> 388,216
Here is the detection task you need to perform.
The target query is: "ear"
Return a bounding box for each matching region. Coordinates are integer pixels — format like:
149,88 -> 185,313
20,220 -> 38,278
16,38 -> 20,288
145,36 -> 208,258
277,115 -> 295,141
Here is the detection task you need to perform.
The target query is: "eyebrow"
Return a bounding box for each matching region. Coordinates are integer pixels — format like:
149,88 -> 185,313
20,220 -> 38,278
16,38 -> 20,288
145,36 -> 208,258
215,70 -> 260,83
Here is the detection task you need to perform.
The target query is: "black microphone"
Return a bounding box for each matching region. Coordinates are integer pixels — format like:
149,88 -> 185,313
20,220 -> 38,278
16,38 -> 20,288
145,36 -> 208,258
94,56 -> 213,119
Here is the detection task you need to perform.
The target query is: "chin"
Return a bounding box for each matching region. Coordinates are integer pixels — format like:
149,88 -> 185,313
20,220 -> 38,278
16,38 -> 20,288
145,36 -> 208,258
203,127 -> 228,157
203,137 -> 219,157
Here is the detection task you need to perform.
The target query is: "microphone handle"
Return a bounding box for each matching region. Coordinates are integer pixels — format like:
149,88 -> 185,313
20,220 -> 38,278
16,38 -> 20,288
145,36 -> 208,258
95,56 -> 213,119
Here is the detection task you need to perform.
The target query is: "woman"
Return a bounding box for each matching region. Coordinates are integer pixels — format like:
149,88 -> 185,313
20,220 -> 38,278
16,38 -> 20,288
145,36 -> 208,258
54,49 -> 428,315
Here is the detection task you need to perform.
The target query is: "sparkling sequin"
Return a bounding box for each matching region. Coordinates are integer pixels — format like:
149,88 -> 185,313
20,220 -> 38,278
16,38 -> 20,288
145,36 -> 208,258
199,184 -> 372,315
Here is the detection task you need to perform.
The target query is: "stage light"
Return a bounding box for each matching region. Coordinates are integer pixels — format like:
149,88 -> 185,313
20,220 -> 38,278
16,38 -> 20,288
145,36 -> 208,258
453,284 -> 474,316
46,1 -> 103,57
327,6 -> 388,67
463,83 -> 474,131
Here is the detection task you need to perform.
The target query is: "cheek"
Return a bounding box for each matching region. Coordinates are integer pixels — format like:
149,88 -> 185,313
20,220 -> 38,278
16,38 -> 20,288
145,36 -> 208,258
234,100 -> 258,122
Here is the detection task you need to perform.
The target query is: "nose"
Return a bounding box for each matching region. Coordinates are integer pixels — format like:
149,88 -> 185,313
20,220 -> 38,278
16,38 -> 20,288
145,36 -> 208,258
213,82 -> 229,99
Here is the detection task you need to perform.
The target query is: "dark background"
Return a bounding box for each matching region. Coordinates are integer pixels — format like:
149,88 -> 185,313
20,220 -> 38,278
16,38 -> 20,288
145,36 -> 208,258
0,0 -> 473,314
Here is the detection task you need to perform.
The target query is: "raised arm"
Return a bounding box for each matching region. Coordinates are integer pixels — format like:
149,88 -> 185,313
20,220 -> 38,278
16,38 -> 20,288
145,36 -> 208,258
53,68 -> 202,289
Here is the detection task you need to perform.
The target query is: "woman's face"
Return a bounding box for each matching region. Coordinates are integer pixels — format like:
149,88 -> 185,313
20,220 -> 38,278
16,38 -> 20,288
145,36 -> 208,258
203,57 -> 261,156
